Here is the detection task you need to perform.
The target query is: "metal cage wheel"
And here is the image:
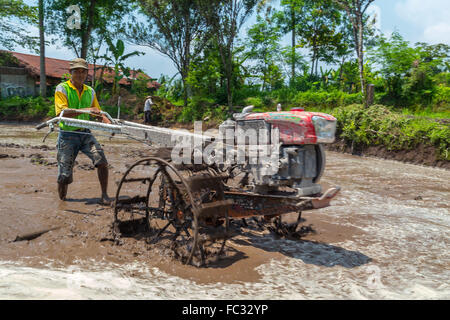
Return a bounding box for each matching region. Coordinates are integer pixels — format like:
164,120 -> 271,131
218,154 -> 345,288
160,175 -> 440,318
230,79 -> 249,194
113,157 -> 200,265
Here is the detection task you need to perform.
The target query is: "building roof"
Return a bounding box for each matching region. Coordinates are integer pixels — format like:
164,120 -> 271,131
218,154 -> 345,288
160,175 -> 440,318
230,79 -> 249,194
1,51 -> 160,89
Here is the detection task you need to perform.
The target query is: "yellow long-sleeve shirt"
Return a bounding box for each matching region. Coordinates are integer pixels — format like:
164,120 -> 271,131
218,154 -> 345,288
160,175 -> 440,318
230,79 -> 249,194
54,80 -> 101,116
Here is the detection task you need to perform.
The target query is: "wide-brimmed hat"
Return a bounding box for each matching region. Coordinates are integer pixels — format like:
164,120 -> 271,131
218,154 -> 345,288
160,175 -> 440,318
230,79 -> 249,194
70,58 -> 89,70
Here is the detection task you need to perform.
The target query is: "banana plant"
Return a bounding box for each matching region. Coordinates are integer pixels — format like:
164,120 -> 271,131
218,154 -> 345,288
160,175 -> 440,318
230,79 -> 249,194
101,38 -> 144,95
320,66 -> 332,88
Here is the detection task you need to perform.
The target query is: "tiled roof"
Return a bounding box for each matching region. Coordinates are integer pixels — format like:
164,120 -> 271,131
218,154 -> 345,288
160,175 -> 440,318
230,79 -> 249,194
2,51 -> 159,89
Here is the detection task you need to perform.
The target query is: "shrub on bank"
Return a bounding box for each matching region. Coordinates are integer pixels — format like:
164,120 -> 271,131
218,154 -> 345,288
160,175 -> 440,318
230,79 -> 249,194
433,85 -> 450,110
0,95 -> 137,121
178,96 -> 229,123
238,89 -> 364,112
330,104 -> 450,160
252,89 -> 364,110
0,96 -> 54,120
292,90 -> 363,109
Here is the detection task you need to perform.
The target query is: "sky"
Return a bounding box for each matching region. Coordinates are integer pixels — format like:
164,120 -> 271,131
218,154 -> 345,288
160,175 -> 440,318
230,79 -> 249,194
5,0 -> 450,80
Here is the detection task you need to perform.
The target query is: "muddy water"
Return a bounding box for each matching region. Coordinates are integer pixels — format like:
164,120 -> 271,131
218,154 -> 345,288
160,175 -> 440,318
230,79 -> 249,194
0,124 -> 449,299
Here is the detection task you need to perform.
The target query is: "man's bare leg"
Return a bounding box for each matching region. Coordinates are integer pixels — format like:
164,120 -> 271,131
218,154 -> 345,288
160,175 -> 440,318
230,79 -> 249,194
97,163 -> 111,204
58,182 -> 68,200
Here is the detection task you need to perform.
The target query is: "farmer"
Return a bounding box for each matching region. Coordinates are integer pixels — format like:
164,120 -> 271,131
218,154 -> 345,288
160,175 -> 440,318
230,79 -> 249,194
144,95 -> 154,124
54,58 -> 112,204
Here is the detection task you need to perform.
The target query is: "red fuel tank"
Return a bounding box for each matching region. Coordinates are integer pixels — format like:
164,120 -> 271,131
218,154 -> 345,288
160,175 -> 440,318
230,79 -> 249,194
243,110 -> 337,144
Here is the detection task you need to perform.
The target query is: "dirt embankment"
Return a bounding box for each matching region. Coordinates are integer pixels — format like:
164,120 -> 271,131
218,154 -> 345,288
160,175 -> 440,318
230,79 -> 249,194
327,138 -> 449,170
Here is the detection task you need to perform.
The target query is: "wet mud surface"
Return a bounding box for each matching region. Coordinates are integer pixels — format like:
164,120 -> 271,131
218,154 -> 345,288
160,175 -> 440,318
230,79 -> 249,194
0,124 -> 449,299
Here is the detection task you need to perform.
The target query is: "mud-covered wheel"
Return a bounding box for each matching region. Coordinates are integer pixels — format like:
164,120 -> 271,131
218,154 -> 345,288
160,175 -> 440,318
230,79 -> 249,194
113,157 -> 200,265
146,163 -> 200,265
187,168 -> 230,265
113,157 -> 230,266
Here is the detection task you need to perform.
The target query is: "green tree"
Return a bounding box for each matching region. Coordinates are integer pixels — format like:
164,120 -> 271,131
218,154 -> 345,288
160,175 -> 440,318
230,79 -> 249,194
415,42 -> 450,74
196,0 -> 258,112
369,32 -> 418,101
332,0 -> 376,97
186,40 -> 223,99
298,0 -> 344,78
45,0 -> 132,59
101,39 -> 143,95
246,8 -> 284,91
0,0 -> 38,50
129,0 -> 210,108
88,33 -> 106,88
274,0 -> 305,85
369,32 -> 449,107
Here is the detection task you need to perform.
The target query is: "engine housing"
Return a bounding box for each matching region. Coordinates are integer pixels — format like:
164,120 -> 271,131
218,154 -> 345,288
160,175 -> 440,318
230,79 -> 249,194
218,108 -> 336,196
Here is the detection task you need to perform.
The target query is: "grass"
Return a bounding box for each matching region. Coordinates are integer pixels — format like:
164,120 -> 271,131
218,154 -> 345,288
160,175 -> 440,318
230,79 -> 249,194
400,108 -> 450,119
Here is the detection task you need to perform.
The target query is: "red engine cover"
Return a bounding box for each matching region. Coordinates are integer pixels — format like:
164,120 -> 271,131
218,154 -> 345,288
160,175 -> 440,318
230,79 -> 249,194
243,110 -> 336,145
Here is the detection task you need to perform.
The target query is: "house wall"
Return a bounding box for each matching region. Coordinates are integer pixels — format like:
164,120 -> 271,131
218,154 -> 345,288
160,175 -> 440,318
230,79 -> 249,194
0,67 -> 36,98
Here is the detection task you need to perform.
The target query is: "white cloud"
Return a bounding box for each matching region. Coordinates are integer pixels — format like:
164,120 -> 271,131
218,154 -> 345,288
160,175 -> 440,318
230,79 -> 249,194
395,0 -> 450,26
395,0 -> 450,44
423,23 -> 450,45
367,4 -> 382,31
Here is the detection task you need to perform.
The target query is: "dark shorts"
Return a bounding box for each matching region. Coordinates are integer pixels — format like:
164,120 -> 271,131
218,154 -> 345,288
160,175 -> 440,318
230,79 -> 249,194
57,130 -> 108,185
144,110 -> 151,123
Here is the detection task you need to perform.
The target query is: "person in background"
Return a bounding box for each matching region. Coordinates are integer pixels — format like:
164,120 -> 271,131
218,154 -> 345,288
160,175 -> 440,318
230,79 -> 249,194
144,96 -> 154,124
277,103 -> 282,112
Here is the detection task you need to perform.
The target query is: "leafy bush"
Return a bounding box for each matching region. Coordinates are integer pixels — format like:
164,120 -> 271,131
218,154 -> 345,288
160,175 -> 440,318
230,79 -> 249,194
432,85 -> 450,110
293,90 -> 363,109
179,96 -> 217,122
244,96 -> 263,108
433,72 -> 450,86
238,89 -> 364,113
270,87 -> 298,106
0,96 -> 53,120
131,74 -> 153,98
330,104 -> 450,160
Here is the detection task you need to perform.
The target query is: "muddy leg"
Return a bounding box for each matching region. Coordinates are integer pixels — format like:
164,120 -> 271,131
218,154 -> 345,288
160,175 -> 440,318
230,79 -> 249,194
97,163 -> 111,204
58,182 -> 68,200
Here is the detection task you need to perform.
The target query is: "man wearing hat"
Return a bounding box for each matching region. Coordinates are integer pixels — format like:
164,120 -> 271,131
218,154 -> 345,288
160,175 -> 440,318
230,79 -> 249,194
54,58 -> 112,204
143,95 -> 154,124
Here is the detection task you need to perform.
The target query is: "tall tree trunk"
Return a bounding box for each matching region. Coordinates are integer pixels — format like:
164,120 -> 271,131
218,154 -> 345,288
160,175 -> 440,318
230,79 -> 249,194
39,0 -> 46,97
356,13 -> 365,97
183,19 -> 191,108
181,64 -> 189,108
290,4 -> 296,85
226,75 -> 232,112
80,0 -> 97,59
262,65 -> 267,92
182,77 -> 188,108
310,47 -> 316,78
226,56 -> 233,112
92,63 -> 96,87
219,44 -> 233,113
333,0 -> 372,97
338,56 -> 345,90
315,56 -> 319,77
